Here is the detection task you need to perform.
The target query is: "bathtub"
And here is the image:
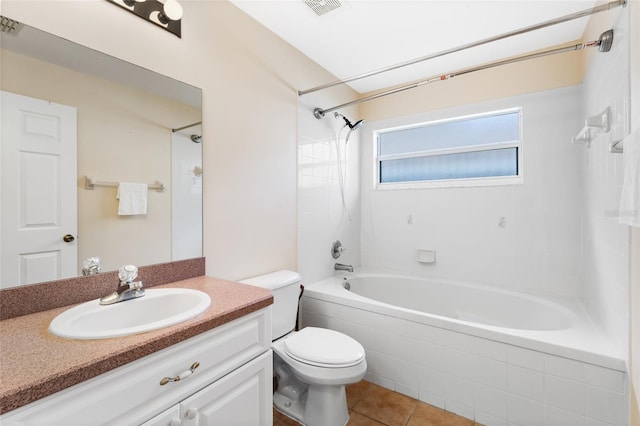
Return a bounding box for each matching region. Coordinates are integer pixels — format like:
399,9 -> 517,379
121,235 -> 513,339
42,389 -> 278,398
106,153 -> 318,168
300,271 -> 627,425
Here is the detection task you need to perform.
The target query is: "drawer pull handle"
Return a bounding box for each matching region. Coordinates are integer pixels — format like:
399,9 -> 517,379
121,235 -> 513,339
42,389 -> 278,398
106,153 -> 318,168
160,362 -> 200,386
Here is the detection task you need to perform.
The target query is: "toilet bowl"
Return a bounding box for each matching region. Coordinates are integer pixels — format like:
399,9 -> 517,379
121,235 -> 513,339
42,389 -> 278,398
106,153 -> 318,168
272,327 -> 367,426
239,270 -> 367,426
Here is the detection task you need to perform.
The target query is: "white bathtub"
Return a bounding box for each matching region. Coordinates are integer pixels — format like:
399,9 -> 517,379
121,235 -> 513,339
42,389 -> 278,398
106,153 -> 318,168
300,271 -> 627,425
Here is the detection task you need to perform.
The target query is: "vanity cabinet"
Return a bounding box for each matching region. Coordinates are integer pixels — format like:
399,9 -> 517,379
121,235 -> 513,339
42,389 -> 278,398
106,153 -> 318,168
1,308 -> 272,426
143,351 -> 272,426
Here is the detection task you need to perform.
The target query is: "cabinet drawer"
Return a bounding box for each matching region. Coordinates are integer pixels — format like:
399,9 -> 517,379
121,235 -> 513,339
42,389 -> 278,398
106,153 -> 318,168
1,308 -> 271,426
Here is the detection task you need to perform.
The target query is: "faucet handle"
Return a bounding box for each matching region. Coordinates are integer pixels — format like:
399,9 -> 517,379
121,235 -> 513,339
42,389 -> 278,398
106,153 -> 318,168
331,240 -> 345,259
118,264 -> 138,283
82,257 -> 101,276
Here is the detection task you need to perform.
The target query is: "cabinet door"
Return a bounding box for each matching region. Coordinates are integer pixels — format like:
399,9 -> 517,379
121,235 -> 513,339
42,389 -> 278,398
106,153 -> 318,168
180,351 -> 272,426
141,405 -> 182,426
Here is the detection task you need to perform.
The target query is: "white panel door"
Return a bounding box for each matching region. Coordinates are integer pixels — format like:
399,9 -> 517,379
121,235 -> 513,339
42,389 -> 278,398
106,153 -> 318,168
1,91 -> 77,288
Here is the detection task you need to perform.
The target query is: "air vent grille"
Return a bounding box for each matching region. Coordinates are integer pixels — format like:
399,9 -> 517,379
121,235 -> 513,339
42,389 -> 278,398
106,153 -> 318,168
304,0 -> 342,16
0,16 -> 23,35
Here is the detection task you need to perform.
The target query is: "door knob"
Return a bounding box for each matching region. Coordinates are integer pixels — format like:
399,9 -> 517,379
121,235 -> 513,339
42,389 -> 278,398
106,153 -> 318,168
63,234 -> 75,243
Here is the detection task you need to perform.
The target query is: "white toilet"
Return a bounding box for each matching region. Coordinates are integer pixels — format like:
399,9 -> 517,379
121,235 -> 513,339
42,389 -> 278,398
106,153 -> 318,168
240,270 -> 366,426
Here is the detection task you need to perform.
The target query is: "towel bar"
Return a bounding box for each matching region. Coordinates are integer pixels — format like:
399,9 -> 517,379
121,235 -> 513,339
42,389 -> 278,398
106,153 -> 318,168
84,176 -> 165,192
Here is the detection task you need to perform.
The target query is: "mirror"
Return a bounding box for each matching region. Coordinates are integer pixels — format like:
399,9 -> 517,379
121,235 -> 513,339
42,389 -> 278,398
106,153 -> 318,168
0,20 -> 202,288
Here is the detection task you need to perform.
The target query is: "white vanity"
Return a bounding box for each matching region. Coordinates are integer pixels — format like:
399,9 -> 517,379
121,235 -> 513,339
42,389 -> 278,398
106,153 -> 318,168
0,275 -> 273,426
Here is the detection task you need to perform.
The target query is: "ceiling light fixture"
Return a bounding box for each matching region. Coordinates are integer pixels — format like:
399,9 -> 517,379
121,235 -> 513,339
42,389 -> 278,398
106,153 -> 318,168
108,0 -> 182,38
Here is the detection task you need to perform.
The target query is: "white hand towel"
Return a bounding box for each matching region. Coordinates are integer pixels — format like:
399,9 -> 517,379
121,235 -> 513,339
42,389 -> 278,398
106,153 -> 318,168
619,127 -> 640,227
117,182 -> 148,215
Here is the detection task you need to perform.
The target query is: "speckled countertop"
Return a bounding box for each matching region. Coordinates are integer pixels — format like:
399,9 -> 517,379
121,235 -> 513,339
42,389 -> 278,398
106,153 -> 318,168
0,275 -> 273,414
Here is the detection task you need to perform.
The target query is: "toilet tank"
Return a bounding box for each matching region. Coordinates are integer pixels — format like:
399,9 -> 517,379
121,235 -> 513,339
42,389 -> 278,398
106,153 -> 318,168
239,270 -> 302,340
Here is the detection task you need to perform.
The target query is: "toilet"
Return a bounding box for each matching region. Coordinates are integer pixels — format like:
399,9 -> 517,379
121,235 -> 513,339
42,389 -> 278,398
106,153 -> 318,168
240,270 -> 366,426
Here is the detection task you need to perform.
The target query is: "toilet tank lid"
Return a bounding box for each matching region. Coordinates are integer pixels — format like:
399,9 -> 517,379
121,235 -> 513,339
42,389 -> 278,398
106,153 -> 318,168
239,270 -> 301,290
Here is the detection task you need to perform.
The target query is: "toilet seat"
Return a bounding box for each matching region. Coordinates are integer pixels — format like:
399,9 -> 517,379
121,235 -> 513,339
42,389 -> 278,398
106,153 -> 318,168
284,327 -> 365,367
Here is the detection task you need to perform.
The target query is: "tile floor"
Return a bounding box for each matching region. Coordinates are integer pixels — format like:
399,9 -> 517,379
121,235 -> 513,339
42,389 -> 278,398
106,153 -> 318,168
273,380 -> 483,426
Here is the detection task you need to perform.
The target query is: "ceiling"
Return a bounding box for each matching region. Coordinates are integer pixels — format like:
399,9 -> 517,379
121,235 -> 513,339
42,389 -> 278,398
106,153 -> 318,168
229,0 -> 598,94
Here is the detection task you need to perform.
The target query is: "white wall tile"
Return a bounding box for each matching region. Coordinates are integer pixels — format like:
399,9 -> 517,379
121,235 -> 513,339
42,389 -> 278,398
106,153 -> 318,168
419,366 -> 448,401
581,3 -> 631,366
545,406 -> 586,426
586,385 -> 626,425
359,86 -> 583,297
365,371 -> 395,391
445,400 -> 475,421
507,395 -> 545,425
585,364 -> 626,393
544,375 -> 587,415
584,417 -> 614,426
545,355 -> 588,383
475,383 -> 508,420
475,357 -> 508,390
476,411 -> 511,426
444,374 -> 475,408
508,346 -> 546,372
418,390 -> 446,410
508,365 -> 544,401
395,383 -> 419,400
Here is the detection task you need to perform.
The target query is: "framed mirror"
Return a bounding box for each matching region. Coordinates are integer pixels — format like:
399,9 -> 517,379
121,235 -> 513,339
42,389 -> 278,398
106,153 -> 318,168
0,20 -> 202,288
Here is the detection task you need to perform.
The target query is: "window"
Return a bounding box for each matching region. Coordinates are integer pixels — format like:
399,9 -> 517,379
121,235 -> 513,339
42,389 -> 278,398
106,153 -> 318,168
375,109 -> 522,189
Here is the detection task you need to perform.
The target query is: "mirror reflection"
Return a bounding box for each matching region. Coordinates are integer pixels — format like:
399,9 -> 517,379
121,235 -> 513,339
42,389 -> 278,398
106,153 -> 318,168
0,21 -> 203,288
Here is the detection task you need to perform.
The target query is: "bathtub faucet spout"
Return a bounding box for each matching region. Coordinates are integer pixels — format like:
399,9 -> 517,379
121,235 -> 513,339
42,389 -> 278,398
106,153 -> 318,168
334,263 -> 354,273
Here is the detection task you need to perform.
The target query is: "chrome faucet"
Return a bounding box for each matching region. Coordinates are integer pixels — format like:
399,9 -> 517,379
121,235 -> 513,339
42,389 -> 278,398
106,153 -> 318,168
334,263 -> 354,273
99,265 -> 145,305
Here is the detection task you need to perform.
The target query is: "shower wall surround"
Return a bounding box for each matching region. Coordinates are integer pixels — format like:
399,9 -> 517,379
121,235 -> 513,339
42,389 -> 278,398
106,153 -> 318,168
297,93 -> 362,285
360,85 -> 584,299
580,1 -> 631,363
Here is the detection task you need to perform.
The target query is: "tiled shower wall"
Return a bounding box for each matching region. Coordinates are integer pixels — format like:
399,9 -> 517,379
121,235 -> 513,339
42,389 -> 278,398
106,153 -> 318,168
359,85 -> 584,299
297,95 -> 362,285
580,2 -> 631,363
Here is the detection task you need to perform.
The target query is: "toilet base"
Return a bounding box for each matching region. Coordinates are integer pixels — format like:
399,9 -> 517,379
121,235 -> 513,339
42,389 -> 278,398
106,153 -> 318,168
274,385 -> 349,426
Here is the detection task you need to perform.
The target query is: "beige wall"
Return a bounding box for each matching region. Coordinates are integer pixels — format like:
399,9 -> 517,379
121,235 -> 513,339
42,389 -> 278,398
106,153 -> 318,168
1,0 -> 344,280
1,49 -> 199,273
359,43 -> 585,121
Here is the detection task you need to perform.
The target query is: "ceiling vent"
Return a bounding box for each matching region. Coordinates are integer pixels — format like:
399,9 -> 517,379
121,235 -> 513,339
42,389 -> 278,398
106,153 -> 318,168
0,16 -> 23,36
304,0 -> 342,16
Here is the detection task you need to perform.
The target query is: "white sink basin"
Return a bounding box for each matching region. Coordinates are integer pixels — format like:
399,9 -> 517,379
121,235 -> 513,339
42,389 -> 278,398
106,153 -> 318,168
49,288 -> 211,339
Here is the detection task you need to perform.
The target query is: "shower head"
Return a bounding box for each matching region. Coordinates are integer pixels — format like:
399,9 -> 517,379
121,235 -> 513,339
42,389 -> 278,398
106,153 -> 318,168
191,135 -> 202,143
334,112 -> 365,131
350,119 -> 364,131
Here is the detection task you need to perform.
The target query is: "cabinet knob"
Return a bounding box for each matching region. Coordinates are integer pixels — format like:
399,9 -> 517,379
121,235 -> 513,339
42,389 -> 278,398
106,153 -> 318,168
169,419 -> 182,426
186,408 -> 198,420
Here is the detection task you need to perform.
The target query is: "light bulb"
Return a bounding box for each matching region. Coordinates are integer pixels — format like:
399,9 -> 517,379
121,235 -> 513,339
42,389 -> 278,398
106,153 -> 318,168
158,0 -> 182,24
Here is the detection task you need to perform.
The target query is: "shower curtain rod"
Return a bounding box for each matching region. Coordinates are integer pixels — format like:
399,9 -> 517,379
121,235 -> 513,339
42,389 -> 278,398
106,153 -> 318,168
172,121 -> 202,132
312,31 -> 613,119
299,0 -> 626,97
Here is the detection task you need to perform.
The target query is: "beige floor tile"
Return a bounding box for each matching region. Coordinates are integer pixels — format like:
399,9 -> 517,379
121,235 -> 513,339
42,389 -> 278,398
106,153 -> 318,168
346,380 -> 376,409
272,381 -> 482,426
351,382 -> 417,426
406,402 -> 474,426
347,411 -> 386,426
